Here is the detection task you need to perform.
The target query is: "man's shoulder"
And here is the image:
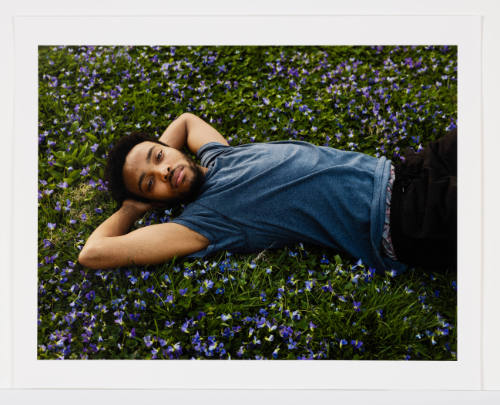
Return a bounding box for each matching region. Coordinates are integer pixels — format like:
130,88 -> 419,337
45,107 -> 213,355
197,141 -> 232,167
197,141 -> 230,155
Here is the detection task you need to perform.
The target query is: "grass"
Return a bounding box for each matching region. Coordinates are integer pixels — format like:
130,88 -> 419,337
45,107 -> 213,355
38,45 -> 457,360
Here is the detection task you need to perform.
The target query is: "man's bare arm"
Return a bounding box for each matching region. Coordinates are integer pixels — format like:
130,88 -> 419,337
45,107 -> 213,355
78,200 -> 209,270
159,112 -> 229,154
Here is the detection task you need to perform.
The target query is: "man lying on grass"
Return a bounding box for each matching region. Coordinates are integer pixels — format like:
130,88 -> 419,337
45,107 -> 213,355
78,113 -> 457,275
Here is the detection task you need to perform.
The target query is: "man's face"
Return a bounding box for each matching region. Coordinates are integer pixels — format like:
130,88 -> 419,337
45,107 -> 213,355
122,141 -> 204,204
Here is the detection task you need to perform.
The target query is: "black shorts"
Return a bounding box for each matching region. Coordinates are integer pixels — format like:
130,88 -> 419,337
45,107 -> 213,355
389,128 -> 457,271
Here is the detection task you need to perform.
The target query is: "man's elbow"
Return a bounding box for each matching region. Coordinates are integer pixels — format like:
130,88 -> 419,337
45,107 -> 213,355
78,244 -> 102,270
180,112 -> 195,120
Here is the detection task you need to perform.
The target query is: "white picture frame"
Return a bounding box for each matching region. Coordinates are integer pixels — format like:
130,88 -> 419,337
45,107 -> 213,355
2,0 -> 500,403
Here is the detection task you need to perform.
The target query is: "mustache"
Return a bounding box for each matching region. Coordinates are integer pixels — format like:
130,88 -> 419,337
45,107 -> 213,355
168,152 -> 196,185
160,158 -> 205,208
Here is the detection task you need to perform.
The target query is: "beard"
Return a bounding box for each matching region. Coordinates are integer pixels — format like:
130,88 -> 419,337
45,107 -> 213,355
162,154 -> 205,208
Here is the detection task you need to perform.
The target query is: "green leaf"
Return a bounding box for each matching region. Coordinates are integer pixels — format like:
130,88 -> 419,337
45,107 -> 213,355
86,132 -> 98,143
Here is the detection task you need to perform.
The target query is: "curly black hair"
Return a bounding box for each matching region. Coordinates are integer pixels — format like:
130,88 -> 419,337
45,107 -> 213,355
104,132 -> 167,206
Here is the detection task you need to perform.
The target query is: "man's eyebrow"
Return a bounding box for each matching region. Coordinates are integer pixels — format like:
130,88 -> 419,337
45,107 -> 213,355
138,145 -> 155,192
146,145 -> 154,163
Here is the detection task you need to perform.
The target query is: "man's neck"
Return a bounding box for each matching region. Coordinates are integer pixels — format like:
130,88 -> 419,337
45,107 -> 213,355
199,165 -> 209,176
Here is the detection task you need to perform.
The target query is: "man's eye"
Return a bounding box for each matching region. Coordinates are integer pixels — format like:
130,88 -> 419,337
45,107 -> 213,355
157,150 -> 162,161
148,178 -> 153,190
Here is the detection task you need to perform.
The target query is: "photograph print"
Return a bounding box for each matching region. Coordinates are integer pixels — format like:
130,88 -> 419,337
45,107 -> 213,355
38,45 -> 457,360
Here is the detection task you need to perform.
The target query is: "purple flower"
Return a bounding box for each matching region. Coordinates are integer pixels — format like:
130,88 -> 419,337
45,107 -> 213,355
94,207 -> 103,214
367,268 -> 376,278
179,288 -> 187,296
47,222 -> 56,230
256,317 -> 266,328
90,143 -> 99,153
80,213 -> 87,221
143,335 -> 153,348
181,320 -> 191,333
134,299 -> 146,310
45,254 -> 58,264
353,301 -> 361,312
85,290 -> 95,301
279,325 -> 293,339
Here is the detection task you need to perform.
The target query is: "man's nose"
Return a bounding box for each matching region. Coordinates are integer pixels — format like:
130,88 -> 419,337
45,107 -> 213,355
161,165 -> 171,181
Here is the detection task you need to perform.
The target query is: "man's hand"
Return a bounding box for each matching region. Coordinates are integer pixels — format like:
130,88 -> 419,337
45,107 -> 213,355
121,198 -> 165,217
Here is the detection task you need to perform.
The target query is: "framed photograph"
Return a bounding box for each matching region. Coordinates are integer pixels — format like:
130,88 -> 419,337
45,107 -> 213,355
11,13 -> 480,389
3,1 -> 499,402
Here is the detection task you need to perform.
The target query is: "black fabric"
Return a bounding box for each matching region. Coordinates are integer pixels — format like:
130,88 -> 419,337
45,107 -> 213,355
389,128 -> 457,271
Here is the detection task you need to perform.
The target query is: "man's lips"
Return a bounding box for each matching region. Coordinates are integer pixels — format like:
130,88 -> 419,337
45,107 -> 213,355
171,166 -> 185,188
